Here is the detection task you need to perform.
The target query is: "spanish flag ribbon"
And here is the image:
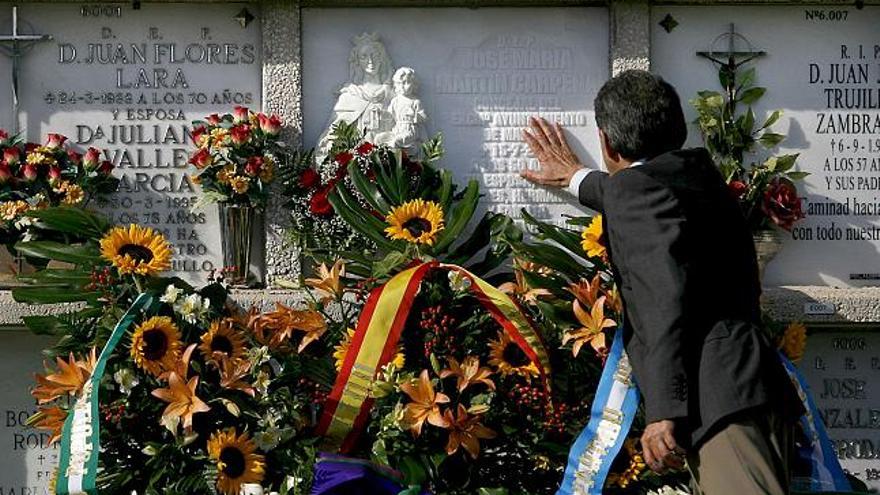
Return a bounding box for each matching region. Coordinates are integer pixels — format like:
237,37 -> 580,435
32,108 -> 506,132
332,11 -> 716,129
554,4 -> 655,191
316,261 -> 552,453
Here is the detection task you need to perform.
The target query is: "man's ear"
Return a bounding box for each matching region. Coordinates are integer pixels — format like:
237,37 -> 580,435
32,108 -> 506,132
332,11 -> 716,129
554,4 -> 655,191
599,129 -> 620,163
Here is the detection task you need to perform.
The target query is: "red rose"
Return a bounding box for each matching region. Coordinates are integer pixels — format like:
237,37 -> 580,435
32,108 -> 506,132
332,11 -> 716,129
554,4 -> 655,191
728,180 -> 748,199
309,187 -> 334,217
48,166 -> 62,183
244,156 -> 264,177
0,130 -> 7,141
258,114 -> 282,135
3,147 -> 19,165
299,168 -> 320,189
98,160 -> 114,175
334,152 -> 353,167
762,178 -> 805,231
24,143 -> 38,153
45,133 -> 67,149
205,114 -> 222,125
83,147 -> 102,170
67,150 -> 82,164
356,142 -> 375,155
21,163 -> 38,182
188,148 -> 213,169
190,125 -> 207,145
233,106 -> 250,123
0,162 -> 11,184
230,125 -> 251,145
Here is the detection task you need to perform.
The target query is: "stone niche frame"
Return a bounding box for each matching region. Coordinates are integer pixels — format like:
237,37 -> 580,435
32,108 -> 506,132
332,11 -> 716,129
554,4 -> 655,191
0,0 -> 878,327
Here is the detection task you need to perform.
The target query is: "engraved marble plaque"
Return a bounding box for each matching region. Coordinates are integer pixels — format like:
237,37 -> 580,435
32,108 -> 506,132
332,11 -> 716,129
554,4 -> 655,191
0,331 -> 57,495
13,3 -> 261,285
801,330 -> 880,489
652,6 -> 880,287
303,8 -> 609,224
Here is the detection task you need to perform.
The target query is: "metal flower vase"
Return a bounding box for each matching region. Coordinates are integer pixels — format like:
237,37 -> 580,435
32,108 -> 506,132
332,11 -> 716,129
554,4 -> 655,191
753,228 -> 785,282
219,203 -> 265,287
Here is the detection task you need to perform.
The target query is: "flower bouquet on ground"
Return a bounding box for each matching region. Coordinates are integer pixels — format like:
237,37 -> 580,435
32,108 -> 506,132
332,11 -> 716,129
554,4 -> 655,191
280,121 -> 446,261
16,207 -> 333,494
0,130 -> 117,270
188,106 -> 284,209
690,65 -> 807,233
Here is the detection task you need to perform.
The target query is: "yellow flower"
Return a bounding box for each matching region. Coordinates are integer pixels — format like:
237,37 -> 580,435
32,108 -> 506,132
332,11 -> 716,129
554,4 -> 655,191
209,128 -> 231,149
100,224 -> 173,276
200,318 -> 247,365
151,371 -> 211,431
26,152 -> 54,166
581,215 -> 607,259
131,316 -> 182,377
488,330 -> 539,380
564,296 -> 617,357
442,404 -> 497,459
780,322 -> 807,362
305,260 -> 345,303
384,199 -> 445,245
230,175 -> 250,194
401,369 -> 450,436
62,184 -> 85,205
207,428 -> 266,495
217,165 -> 235,184
606,438 -> 647,488
0,200 -> 29,221
334,327 -> 404,372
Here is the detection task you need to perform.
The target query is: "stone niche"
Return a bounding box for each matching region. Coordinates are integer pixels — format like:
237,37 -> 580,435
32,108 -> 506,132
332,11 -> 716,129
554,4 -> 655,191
302,7 -> 609,225
651,5 -> 880,288
0,2 -> 263,286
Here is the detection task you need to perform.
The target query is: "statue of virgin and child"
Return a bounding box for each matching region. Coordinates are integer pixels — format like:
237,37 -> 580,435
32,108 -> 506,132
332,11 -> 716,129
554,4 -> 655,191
316,33 -> 428,163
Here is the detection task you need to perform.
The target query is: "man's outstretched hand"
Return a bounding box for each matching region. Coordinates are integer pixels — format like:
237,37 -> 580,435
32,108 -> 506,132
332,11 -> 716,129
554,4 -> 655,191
520,116 -> 585,188
641,420 -> 687,474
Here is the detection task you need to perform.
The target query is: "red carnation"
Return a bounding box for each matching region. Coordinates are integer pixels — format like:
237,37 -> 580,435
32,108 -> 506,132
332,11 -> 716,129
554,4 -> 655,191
230,125 -> 251,145
188,148 -> 213,169
356,142 -> 375,155
21,163 -> 38,182
258,114 -> 282,135
299,168 -> 320,189
244,156 -> 264,177
48,166 -> 62,183
98,160 -> 114,175
233,106 -> 250,123
0,130 -> 7,141
762,178 -> 805,231
45,133 -> 67,149
728,180 -> 748,199
309,186 -> 334,217
334,152 -> 353,167
3,147 -> 19,165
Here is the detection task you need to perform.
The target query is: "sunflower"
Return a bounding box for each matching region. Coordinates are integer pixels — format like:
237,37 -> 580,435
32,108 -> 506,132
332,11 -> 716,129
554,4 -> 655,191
207,428 -> 266,495
131,316 -> 182,377
200,318 -> 247,364
780,322 -> 807,362
333,327 -> 404,372
581,215 -> 607,259
100,224 -> 172,276
488,330 -> 539,380
384,199 -> 445,245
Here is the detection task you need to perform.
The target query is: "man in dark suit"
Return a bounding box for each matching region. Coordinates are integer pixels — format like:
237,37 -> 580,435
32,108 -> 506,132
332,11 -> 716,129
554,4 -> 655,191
521,70 -> 799,494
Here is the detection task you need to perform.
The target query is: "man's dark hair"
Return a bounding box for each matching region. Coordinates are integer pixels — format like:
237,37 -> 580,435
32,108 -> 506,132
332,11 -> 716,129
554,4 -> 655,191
594,70 -> 687,160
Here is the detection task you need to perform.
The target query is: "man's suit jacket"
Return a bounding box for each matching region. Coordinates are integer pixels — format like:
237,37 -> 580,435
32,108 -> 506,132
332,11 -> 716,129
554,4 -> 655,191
578,148 -> 800,447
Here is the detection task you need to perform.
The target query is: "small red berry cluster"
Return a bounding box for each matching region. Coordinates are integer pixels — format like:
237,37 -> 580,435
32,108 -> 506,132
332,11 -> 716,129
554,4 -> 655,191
85,266 -> 117,297
100,403 -> 125,425
542,402 -> 571,436
419,305 -> 459,358
298,377 -> 329,405
507,382 -> 548,411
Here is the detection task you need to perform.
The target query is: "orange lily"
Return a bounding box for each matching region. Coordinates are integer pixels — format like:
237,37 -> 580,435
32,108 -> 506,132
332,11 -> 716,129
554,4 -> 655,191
304,260 -> 345,303
249,303 -> 327,352
159,343 -> 197,381
29,406 -> 67,445
499,260 -> 551,304
567,274 -> 604,308
400,369 -> 450,436
605,285 -> 623,315
151,371 -> 211,430
564,296 -> 617,357
440,356 -> 495,393
32,352 -> 89,403
443,404 -> 497,459
217,356 -> 256,397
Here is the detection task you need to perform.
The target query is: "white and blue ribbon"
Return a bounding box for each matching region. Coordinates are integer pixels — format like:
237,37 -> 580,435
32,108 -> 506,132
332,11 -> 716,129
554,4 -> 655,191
779,353 -> 853,493
557,328 -> 640,495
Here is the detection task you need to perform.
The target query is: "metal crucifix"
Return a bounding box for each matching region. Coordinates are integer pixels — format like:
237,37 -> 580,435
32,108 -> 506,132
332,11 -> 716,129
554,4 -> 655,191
0,5 -> 52,134
697,23 -> 766,70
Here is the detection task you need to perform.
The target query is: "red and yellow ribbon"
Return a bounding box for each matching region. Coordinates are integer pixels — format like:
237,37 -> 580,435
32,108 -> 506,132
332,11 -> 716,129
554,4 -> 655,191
316,262 -> 552,452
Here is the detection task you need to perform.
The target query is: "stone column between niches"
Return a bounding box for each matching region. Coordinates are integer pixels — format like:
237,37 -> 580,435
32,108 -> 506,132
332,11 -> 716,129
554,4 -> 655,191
261,0 -> 303,285
610,0 -> 650,75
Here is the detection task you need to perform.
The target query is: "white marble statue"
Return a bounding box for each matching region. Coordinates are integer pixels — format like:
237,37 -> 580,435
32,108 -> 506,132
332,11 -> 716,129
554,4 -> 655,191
317,33 -> 394,162
376,67 -> 428,156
